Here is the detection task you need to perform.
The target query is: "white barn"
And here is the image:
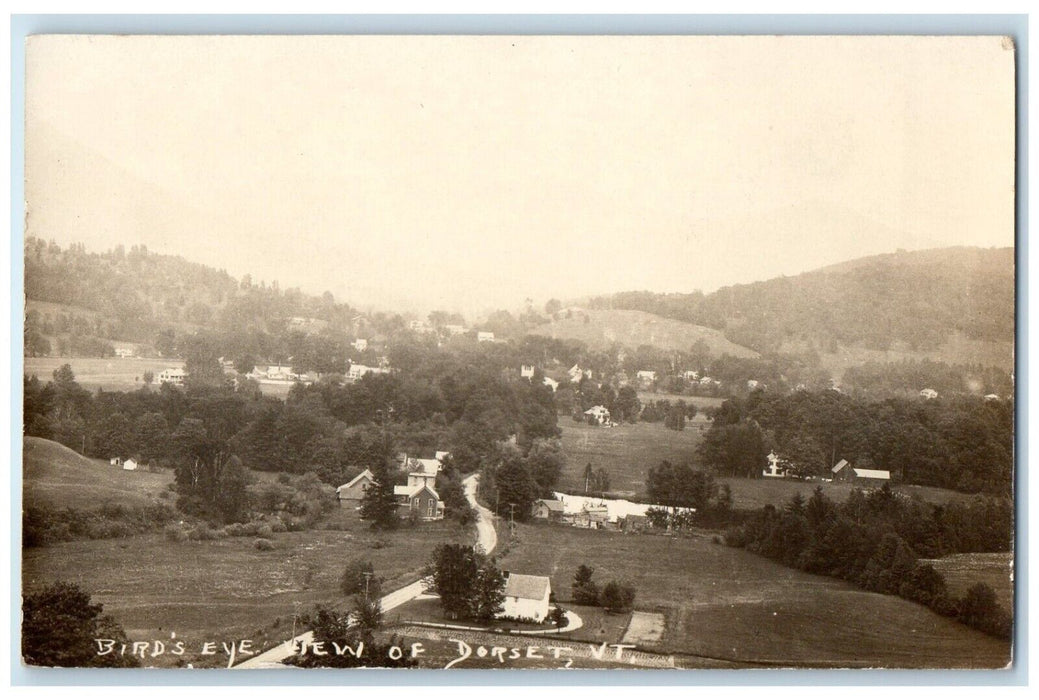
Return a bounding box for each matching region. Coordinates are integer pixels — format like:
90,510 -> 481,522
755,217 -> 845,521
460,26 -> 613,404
499,573 -> 551,622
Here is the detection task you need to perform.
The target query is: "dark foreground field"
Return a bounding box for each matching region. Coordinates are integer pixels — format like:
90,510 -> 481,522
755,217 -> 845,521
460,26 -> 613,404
22,507 -> 471,668
499,523 -> 1011,669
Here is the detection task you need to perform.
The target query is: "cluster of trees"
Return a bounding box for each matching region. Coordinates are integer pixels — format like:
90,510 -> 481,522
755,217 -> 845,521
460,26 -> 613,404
696,390 -> 1013,495
288,599 -> 415,669
22,582 -> 139,667
725,486 -> 1013,639
571,565 -> 636,613
842,358 -> 1013,398
426,544 -> 506,621
590,248 -> 1014,355
644,461 -> 734,528
478,439 -> 567,522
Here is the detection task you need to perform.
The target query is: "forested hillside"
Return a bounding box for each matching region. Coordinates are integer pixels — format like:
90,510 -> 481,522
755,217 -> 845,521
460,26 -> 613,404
590,247 -> 1014,360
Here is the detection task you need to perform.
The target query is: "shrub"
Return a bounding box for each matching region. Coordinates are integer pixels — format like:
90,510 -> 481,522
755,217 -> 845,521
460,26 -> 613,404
255,524 -> 274,540
164,525 -> 188,543
340,559 -> 378,596
599,581 -> 636,613
254,538 -> 276,551
549,606 -> 568,627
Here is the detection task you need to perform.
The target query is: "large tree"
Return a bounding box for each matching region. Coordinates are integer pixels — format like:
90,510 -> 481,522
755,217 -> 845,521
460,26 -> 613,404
427,544 -> 505,621
22,582 -> 139,668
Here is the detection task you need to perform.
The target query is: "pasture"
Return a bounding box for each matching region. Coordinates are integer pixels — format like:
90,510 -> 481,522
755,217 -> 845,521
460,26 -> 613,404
558,421 -> 703,498
716,477 -> 967,511
22,507 -> 472,668
921,552 -> 1014,611
23,356 -> 181,392
499,522 -> 1011,668
23,436 -> 174,511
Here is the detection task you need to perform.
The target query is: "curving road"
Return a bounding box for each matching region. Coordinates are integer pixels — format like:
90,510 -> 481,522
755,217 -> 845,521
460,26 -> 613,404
235,472 -> 495,669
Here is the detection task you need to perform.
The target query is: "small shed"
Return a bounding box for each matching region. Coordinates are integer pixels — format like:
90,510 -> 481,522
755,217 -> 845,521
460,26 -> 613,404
499,573 -> 552,622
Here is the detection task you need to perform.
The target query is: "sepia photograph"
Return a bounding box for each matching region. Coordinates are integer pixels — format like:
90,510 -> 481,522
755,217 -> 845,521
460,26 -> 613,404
18,32 -> 1016,673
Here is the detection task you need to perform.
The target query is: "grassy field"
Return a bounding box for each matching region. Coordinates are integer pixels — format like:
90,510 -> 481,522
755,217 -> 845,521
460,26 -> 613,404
23,356 -> 181,392
558,421 -> 704,498
22,506 -> 472,668
716,477 -> 968,511
534,309 -> 759,357
498,522 -> 1011,668
921,552 -> 1014,611
23,436 -> 174,511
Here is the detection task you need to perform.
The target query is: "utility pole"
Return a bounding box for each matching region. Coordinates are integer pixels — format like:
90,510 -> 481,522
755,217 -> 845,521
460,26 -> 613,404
362,571 -> 373,600
509,503 -> 516,534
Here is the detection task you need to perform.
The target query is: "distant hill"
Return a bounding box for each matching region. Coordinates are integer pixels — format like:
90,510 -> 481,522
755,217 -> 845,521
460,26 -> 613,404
591,247 -> 1014,370
22,436 -> 173,511
533,308 -> 759,357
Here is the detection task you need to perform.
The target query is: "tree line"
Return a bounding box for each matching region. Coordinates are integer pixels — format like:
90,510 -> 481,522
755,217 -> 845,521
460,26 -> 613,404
725,485 -> 1013,640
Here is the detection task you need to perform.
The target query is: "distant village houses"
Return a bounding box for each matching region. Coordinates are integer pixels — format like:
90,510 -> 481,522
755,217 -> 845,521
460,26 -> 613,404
584,405 -> 611,425
158,367 -> 186,386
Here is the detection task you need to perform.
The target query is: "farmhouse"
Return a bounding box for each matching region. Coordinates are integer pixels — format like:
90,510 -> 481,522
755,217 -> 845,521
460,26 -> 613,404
477,331 -> 495,343
123,458 -> 138,471
584,405 -> 611,425
762,451 -> 788,478
158,368 -> 186,386
520,365 -> 536,378
499,573 -> 551,623
335,469 -> 375,502
636,370 -> 657,384
393,483 -> 445,520
531,498 -> 565,522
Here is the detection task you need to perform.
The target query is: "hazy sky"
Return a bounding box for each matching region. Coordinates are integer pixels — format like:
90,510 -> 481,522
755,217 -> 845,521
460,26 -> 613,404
25,35 -> 1015,317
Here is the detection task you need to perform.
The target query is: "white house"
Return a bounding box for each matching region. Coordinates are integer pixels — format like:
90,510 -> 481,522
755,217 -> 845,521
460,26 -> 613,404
499,573 -> 552,622
920,388 -> 939,400
542,376 -> 560,392
682,370 -> 700,381
520,365 -> 536,379
477,331 -> 495,343
348,364 -> 390,381
158,368 -> 187,386
584,405 -> 611,425
109,457 -> 123,466
123,458 -> 138,471
114,347 -> 134,359
636,370 -> 657,383
762,451 -> 788,478
568,364 -> 592,383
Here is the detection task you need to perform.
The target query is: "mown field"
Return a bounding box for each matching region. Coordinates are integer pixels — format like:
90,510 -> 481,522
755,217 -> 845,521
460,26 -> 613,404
23,436 -> 174,511
24,356 -> 181,392
715,477 -> 968,511
22,505 -> 472,668
558,421 -> 704,498
921,552 -> 1014,611
499,522 -> 1011,668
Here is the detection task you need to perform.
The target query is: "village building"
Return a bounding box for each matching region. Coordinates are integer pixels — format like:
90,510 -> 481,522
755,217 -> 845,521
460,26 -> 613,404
499,573 -> 552,622
542,376 -> 560,392
568,364 -> 592,383
584,405 -> 611,425
109,457 -> 123,466
351,338 -> 368,352
444,324 -> 467,336
114,347 -> 134,358
762,451 -> 788,478
682,370 -> 700,381
574,503 -> 610,529
393,483 -> 445,520
920,388 -> 939,400
336,469 -> 375,502
123,458 -> 138,471
531,498 -> 566,522
832,460 -> 891,485
158,367 -> 186,386
347,364 -> 391,381
477,331 -> 495,343
636,370 -> 657,384
520,365 -> 536,379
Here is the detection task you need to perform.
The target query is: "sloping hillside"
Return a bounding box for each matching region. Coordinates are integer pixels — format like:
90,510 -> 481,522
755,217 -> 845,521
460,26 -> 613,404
22,436 -> 173,511
593,247 -> 1014,367
534,308 -> 759,357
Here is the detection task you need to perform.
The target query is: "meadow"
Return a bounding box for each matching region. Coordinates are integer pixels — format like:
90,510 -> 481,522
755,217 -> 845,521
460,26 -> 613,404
558,421 -> 704,498
922,552 -> 1014,611
23,436 -> 174,511
22,506 -> 472,668
499,522 -> 1011,668
715,477 -> 967,511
